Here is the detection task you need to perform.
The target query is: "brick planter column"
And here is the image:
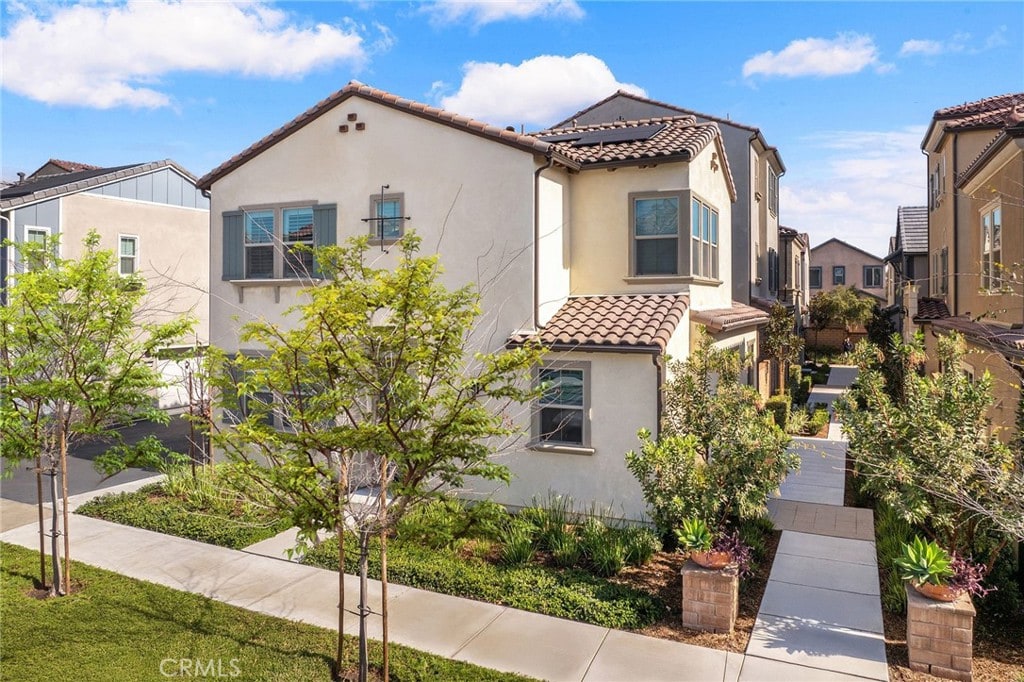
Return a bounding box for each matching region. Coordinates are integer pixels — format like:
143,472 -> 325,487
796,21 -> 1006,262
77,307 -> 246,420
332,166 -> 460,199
906,583 -> 976,681
680,561 -> 738,634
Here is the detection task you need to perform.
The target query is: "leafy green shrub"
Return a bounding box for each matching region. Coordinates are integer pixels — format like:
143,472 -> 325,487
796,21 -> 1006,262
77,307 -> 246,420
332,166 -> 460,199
622,527 -> 659,566
548,527 -> 582,568
529,493 -> 576,551
395,498 -> 509,550
588,535 -> 626,577
737,515 -> 775,563
765,394 -> 791,431
76,482 -> 289,549
304,535 -> 664,630
499,520 -> 536,566
807,406 -> 830,434
786,408 -> 809,435
874,503 -> 915,612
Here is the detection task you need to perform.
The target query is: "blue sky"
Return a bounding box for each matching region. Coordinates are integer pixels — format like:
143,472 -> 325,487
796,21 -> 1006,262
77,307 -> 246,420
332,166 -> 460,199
2,1 -> 1021,255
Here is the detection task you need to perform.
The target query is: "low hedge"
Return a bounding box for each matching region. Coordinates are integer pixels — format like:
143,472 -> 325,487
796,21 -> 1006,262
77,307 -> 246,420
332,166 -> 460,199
304,535 -> 664,630
77,484 -> 291,549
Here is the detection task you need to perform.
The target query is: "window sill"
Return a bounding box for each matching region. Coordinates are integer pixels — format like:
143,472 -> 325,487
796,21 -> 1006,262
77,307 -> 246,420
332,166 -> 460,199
227,278 -> 323,304
527,442 -> 595,456
623,276 -> 722,286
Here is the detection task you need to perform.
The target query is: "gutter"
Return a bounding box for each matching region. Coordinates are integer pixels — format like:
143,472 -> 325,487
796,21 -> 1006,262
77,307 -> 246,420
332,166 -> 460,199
953,133 -> 959,313
533,152 -> 555,330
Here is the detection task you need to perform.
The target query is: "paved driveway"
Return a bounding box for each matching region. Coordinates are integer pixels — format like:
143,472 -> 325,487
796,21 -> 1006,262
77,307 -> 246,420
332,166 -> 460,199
0,416 -> 192,504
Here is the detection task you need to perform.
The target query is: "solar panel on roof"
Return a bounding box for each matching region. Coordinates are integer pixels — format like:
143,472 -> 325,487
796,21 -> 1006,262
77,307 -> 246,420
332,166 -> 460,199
536,132 -> 584,143
572,123 -> 666,147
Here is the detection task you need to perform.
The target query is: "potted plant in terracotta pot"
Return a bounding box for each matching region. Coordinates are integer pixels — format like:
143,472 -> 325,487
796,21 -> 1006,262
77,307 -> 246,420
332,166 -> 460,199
677,517 -> 752,575
894,536 -> 992,602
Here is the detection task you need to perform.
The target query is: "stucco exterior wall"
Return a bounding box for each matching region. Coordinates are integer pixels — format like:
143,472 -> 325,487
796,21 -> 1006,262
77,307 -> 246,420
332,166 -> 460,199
208,97 -> 541,353
537,169 -> 571,326
481,349 -> 658,522
566,145 -> 732,311
809,240 -> 885,300
60,192 -> 210,342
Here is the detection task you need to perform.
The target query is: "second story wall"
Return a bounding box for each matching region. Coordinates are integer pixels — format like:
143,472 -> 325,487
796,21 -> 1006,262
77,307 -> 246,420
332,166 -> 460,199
809,238 -> 885,300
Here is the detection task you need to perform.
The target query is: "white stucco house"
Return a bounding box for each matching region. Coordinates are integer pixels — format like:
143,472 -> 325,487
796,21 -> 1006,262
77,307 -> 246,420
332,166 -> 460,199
197,82 -> 768,521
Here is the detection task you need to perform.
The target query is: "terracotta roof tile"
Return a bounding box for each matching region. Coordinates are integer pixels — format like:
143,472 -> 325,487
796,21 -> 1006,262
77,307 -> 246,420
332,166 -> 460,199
41,158 -> 102,175
934,93 -> 1024,130
690,302 -> 769,332
197,82 -> 552,190
913,297 -> 951,322
929,317 -> 1024,355
511,294 -> 688,351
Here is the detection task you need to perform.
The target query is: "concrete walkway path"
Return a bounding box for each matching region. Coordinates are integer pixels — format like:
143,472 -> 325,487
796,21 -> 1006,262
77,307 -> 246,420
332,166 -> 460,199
744,364 -> 889,681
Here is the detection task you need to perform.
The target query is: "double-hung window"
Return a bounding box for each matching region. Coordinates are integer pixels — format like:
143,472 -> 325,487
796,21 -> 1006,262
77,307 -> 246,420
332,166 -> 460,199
809,266 -> 822,289
833,266 -> 846,285
244,210 -> 275,279
691,197 -> 719,279
768,168 -> 779,216
633,196 -> 679,276
369,193 -> 405,242
982,205 -> 1002,290
282,208 -> 314,277
863,265 -> 882,288
23,226 -> 50,272
223,203 -> 336,281
536,365 -> 588,447
119,235 -> 139,275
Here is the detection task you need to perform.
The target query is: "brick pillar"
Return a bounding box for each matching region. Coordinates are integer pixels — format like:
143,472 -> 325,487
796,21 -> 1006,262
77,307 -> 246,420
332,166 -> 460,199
906,583 -> 975,681
681,561 -> 739,634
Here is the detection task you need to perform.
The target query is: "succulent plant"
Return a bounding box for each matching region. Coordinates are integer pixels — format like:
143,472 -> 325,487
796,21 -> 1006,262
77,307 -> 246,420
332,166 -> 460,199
675,517 -> 714,552
894,536 -> 954,586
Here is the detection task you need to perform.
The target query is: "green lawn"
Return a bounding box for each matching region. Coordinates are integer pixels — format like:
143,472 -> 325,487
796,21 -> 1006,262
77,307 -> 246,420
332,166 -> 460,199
1,543 -> 534,682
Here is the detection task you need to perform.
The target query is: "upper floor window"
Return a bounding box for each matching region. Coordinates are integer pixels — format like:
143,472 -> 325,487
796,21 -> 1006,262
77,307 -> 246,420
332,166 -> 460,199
982,205 -> 1002,290
833,266 -> 846,285
863,265 -> 882,288
369,193 -> 405,242
691,197 -> 719,279
222,203 -> 336,282
929,158 -> 945,210
768,168 -> 779,216
535,364 -> 589,448
767,248 -> 778,293
24,226 -> 50,271
810,266 -> 822,289
119,235 -> 139,275
941,247 -> 949,295
633,196 -> 680,276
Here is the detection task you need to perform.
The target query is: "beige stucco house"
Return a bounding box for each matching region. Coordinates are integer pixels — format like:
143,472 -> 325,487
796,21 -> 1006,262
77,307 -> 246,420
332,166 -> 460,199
915,93 -> 1024,439
197,82 -> 767,520
0,159 -> 210,410
809,238 -> 886,302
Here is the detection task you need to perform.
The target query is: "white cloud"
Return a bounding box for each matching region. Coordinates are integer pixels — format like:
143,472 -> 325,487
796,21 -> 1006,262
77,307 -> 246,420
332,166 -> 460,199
899,39 -> 944,57
440,54 -> 645,128
780,126 -> 927,255
0,1 -> 366,109
423,0 -> 584,27
743,33 -> 889,79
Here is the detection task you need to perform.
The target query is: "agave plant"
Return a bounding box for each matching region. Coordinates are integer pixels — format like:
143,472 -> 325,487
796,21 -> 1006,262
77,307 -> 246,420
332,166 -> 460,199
894,536 -> 953,586
676,517 -> 714,552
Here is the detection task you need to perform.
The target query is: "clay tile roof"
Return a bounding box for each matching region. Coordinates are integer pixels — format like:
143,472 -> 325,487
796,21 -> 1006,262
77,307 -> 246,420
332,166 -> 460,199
913,297 -> 951,322
934,93 -> 1024,130
897,206 -> 928,253
528,116 -> 737,201
40,159 -> 102,175
511,294 -> 688,352
929,317 -> 1024,355
197,81 -> 553,190
690,302 -> 770,333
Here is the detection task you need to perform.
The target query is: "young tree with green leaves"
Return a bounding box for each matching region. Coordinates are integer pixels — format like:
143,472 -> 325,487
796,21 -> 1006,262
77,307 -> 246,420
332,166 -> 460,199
626,332 -> 798,535
0,231 -> 194,595
836,333 -> 1021,568
763,301 -> 804,394
212,234 -> 541,682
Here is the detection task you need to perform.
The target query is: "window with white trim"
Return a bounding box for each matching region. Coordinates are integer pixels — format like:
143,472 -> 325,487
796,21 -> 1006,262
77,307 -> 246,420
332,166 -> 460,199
690,197 -> 719,279
768,167 -> 779,216
282,207 -> 314,277
981,204 -> 1002,290
535,364 -> 588,447
119,235 -> 139,275
23,226 -> 50,271
633,195 -> 680,276
244,210 -> 275,279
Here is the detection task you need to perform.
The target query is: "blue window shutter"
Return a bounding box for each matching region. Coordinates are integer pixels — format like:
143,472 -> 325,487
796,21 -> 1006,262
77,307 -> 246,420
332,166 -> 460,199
312,203 -> 337,278
222,211 -> 244,280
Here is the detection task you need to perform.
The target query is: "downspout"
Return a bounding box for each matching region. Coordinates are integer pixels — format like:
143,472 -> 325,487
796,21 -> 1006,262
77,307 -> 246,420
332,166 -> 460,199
652,353 -> 664,437
533,152 -> 555,330
0,214 -> 8,307
952,133 -> 959,314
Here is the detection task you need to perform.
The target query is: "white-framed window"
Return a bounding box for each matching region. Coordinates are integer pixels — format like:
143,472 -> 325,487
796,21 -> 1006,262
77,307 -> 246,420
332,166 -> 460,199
768,167 -> 779,216
282,207 -> 314,277
809,266 -> 822,289
369,193 -> 405,242
690,197 -> 719,279
863,265 -> 882,288
534,363 -> 589,447
118,235 -> 139,276
244,210 -> 275,279
833,266 -> 846,285
981,204 -> 1002,290
23,226 -> 50,272
633,194 -> 680,276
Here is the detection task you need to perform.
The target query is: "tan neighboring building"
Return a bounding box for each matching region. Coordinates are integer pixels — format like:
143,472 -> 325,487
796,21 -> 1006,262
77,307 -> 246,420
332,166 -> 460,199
198,82 -> 768,521
0,159 -> 210,410
809,237 -> 885,302
915,93 -> 1024,439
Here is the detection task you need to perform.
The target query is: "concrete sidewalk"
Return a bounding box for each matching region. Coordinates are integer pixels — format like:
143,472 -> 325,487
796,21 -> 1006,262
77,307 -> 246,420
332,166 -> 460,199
0,514 -> 743,682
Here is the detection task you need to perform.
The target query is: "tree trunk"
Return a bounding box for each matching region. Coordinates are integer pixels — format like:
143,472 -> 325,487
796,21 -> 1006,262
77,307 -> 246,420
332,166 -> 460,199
47,462 -> 62,596
59,428 -> 71,595
35,454 -> 46,589
358,529 -> 370,682
336,521 -> 346,682
380,530 -> 389,682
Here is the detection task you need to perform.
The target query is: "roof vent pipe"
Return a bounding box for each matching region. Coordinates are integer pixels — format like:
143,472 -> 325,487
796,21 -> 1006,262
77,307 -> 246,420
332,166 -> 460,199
17,172 -> 25,182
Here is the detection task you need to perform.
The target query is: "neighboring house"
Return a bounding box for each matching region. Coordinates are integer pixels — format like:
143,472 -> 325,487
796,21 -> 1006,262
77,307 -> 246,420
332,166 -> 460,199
884,206 -> 928,308
777,226 -> 810,329
809,238 -> 885,301
553,90 -> 786,307
198,82 -> 767,521
915,93 -> 1024,439
0,159 -> 210,410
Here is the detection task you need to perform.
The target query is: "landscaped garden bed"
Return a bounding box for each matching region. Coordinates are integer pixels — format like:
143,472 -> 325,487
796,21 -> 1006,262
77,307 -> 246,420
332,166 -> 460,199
0,542 -> 535,682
